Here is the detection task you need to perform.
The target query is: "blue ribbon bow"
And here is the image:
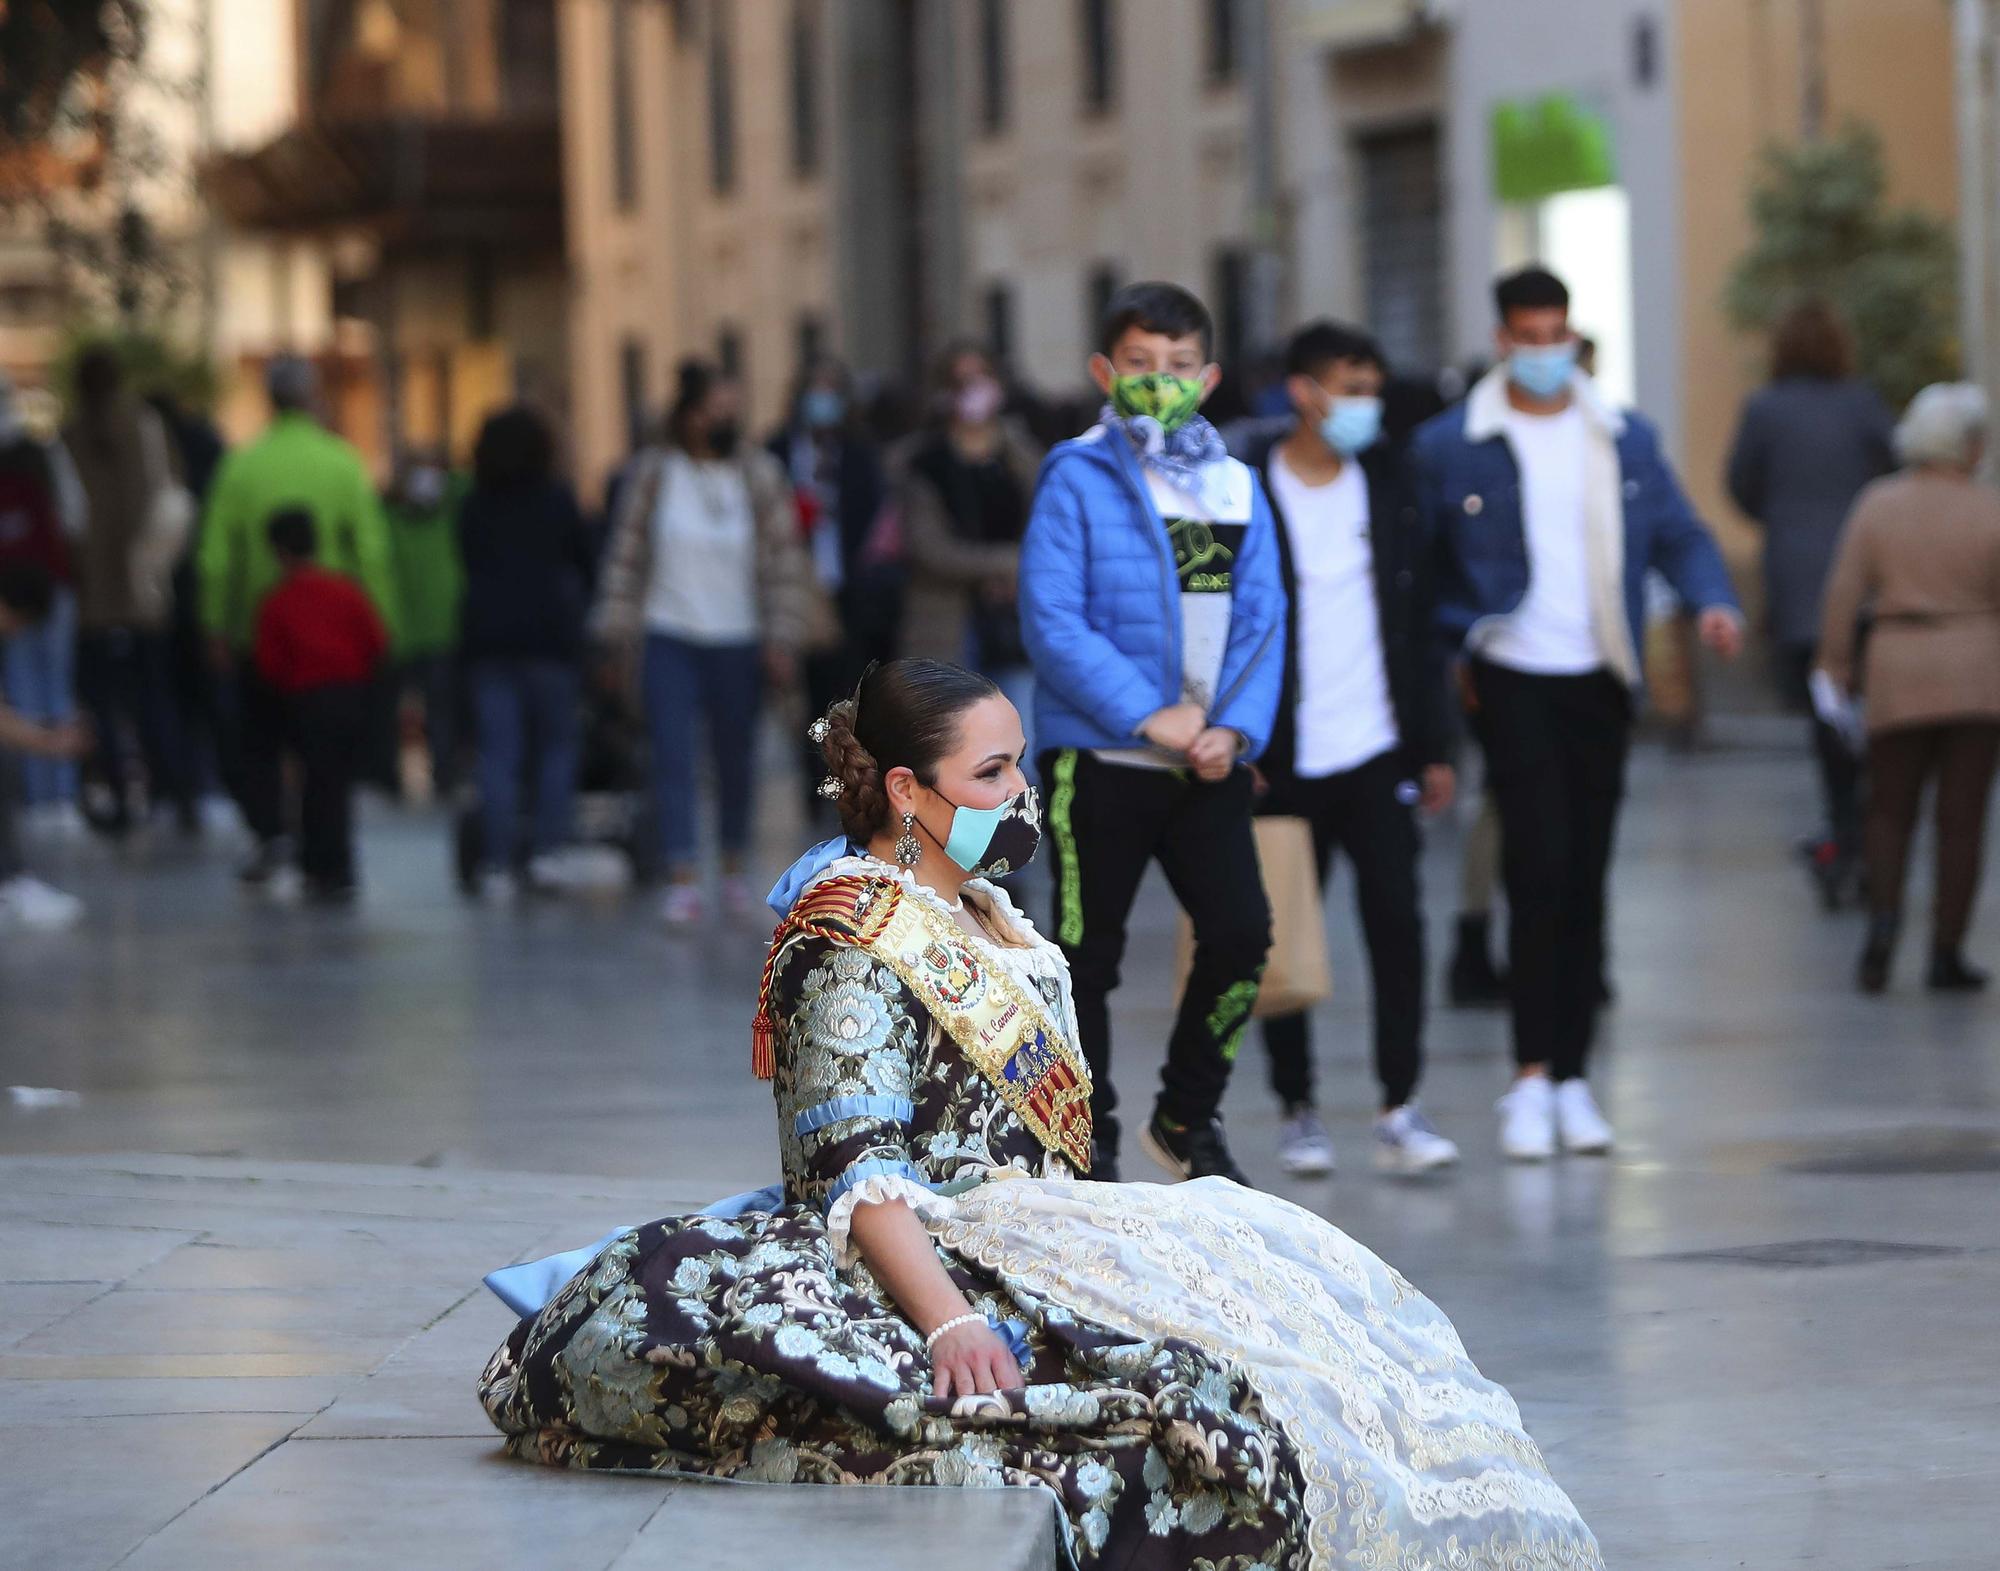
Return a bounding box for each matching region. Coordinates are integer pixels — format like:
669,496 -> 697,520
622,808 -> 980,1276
766,836 -> 854,919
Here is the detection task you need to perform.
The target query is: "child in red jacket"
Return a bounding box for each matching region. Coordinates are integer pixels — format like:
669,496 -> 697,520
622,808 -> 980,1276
251,510 -> 388,901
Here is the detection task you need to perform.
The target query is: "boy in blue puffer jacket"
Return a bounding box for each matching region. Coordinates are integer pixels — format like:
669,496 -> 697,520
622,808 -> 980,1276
1020,282 -> 1286,1186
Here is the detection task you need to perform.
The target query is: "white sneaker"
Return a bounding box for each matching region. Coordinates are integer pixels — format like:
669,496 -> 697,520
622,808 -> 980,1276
478,869 -> 519,907
527,845 -> 628,895
1276,1107 -> 1337,1176
1373,1104 -> 1461,1174
522,856 -> 564,896
1554,1079 -> 1615,1154
660,883 -> 704,927
0,874 -> 85,931
1497,1076 -> 1557,1161
24,802 -> 87,837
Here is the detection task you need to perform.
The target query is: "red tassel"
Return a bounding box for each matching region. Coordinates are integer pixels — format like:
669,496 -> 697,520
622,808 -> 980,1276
749,877 -> 893,1081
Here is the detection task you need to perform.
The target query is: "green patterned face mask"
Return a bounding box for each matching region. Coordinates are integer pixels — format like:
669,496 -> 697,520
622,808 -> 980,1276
1109,372 -> 1206,434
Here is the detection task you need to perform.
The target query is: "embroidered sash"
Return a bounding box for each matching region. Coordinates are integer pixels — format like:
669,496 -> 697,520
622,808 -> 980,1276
752,875 -> 1093,1171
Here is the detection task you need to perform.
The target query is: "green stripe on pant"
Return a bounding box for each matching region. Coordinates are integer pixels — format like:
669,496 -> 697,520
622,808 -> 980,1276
1050,747 -> 1084,947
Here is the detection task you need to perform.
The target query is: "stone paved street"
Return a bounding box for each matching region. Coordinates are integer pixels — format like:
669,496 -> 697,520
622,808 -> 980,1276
4,741 -> 1997,1569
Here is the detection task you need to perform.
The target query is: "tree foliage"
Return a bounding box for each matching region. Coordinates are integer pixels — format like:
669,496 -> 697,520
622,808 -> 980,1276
50,323 -> 221,412
1726,124 -> 1959,410
0,0 -> 147,150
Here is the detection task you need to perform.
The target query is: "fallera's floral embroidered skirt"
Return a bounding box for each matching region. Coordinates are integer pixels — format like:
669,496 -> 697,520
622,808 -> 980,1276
479,1174 -> 1603,1571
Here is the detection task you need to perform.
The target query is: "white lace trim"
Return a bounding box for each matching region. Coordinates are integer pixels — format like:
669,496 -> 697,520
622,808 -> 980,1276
824,1171 -> 961,1269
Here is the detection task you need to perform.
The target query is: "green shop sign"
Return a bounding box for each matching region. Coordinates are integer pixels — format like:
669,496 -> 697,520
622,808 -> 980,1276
1492,94 -> 1617,203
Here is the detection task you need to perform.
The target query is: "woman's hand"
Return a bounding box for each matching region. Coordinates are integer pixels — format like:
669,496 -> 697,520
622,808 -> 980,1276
929,1318 -> 1024,1403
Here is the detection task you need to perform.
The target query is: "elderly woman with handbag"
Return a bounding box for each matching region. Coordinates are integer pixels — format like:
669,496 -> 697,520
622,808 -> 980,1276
1819,383 -> 2000,993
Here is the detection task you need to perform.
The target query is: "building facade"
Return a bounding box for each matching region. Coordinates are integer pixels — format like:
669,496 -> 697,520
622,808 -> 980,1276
207,0 -> 567,467
557,0 -> 1267,497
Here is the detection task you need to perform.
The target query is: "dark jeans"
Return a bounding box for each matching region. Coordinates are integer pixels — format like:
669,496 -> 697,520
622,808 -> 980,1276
643,635 -> 763,867
284,683 -> 370,888
0,748 -> 23,879
75,627 -> 191,819
233,665 -> 287,846
1470,660 -> 1631,1081
468,656 -> 581,871
2,585 -> 78,805
1043,748 -> 1271,1138
1777,641 -> 1863,854
1865,721 -> 2000,949
1258,750 -> 1426,1111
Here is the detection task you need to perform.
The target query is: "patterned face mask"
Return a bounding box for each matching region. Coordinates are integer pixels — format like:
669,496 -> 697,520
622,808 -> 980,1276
935,786 -> 1042,878
1108,373 -> 1206,434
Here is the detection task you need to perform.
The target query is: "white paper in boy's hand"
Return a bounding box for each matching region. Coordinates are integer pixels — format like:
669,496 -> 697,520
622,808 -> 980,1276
1808,669 -> 1866,752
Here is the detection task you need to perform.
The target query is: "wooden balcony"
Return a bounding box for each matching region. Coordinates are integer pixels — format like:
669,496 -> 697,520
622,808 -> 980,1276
205,114 -> 561,250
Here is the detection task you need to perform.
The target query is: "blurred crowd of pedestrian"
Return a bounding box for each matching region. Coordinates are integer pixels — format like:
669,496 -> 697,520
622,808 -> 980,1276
2,265 -> 1996,1176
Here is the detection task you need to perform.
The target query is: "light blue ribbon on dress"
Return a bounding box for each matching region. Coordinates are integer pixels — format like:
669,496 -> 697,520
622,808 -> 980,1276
766,836 -> 853,919
481,1182 -> 787,1319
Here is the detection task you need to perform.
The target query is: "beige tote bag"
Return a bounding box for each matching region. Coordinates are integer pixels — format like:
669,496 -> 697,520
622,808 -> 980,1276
1175,815 -> 1332,1019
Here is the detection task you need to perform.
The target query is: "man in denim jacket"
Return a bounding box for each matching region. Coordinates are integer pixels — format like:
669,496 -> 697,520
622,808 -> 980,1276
1021,283 -> 1284,1186
1414,266 -> 1742,1163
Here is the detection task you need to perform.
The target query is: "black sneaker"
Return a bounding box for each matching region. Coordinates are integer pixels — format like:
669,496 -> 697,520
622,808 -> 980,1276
1928,948 -> 1990,993
1087,1132 -> 1121,1184
1141,1110 -> 1250,1186
1858,915 -> 1899,995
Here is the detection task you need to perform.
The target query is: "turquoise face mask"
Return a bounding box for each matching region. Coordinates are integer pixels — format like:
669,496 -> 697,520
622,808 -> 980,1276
1508,341 -> 1578,400
937,786 -> 1042,878
1318,396 -> 1383,457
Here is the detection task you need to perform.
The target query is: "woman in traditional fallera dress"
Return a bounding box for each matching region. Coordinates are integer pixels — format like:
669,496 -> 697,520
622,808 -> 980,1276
478,660 -> 1603,1570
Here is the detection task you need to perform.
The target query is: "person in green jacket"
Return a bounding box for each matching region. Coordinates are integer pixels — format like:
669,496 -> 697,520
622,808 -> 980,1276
199,357 -> 400,881
386,452 -> 467,796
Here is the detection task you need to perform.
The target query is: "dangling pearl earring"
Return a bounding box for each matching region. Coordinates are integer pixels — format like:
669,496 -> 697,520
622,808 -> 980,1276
895,812 -> 922,868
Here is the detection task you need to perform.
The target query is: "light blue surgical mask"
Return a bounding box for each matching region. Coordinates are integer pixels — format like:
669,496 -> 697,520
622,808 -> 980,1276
936,786 -> 1042,879
1319,396 -> 1383,458
801,388 -> 846,430
1508,341 -> 1578,400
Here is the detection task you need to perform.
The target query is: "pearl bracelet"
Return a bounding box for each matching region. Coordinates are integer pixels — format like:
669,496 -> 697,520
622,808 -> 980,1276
923,1312 -> 985,1353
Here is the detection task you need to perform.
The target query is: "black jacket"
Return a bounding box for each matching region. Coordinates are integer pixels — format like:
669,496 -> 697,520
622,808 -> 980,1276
457,480 -> 595,662
1252,433 -> 1450,792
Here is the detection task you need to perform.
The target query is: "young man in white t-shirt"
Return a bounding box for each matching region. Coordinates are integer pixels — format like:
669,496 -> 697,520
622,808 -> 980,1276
1253,322 -> 1460,1178
1414,267 -> 1743,1162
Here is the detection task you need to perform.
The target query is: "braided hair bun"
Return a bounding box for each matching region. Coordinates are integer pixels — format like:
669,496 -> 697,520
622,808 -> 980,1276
819,699 -> 887,843
818,660 -> 1003,844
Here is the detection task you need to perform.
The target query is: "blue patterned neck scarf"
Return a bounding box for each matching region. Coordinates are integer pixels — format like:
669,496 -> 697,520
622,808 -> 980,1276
1100,404 -> 1229,495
